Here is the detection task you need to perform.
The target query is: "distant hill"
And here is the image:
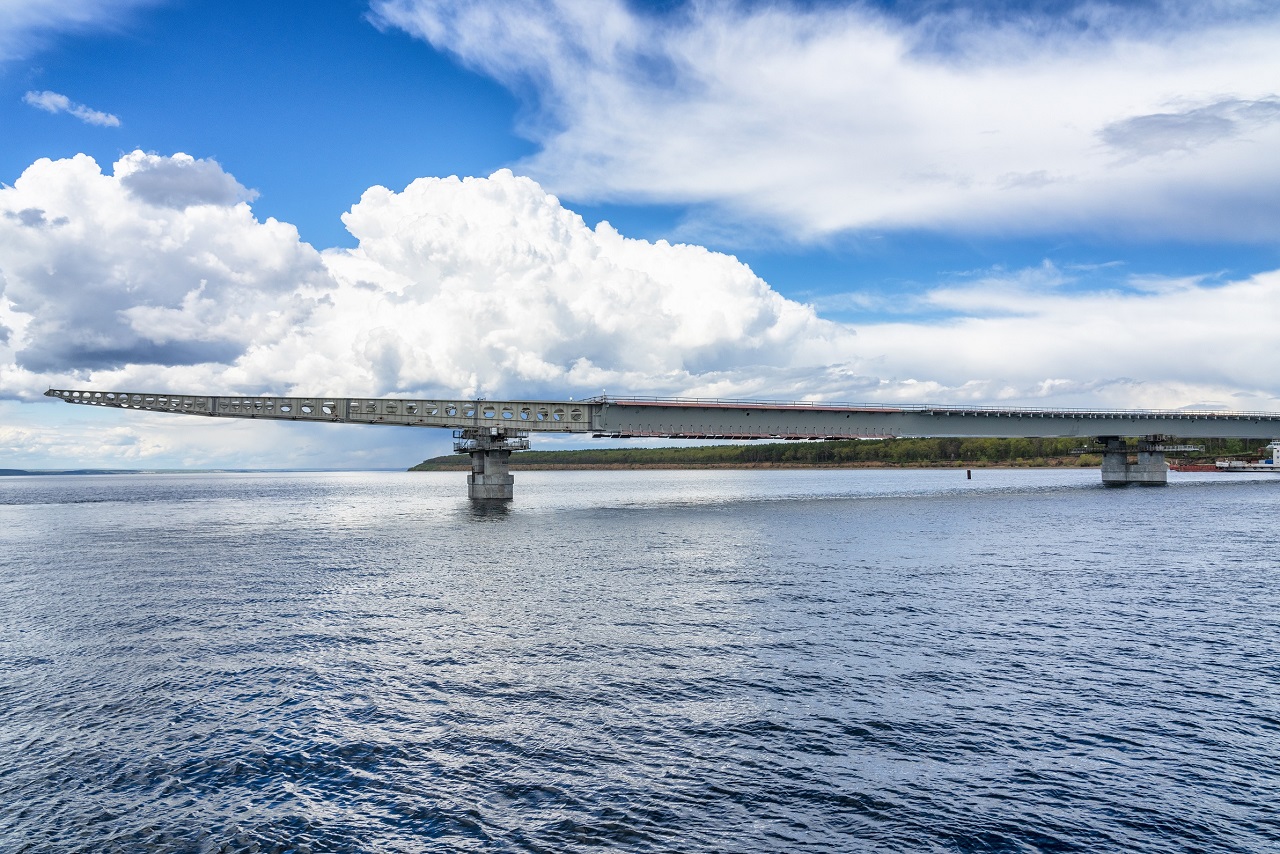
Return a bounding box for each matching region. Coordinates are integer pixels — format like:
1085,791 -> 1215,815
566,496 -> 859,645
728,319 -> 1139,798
411,437 -> 1100,471
410,435 -> 1270,471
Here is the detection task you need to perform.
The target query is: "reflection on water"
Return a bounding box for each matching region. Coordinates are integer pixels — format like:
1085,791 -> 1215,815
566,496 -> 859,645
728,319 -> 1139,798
465,498 -> 512,520
0,468 -> 1278,852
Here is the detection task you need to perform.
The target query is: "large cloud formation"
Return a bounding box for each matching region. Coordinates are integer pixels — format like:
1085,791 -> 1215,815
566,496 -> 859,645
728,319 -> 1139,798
315,172 -> 843,398
0,152 -> 853,405
371,0 -> 1280,242
2,150 -> 1279,422
0,153 -> 326,379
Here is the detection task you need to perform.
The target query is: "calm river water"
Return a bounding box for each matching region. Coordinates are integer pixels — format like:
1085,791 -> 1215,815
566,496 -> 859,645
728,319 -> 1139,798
1,468 -> 1278,852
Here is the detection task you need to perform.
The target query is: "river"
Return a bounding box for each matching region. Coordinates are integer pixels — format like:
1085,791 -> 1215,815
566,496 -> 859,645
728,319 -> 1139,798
1,468 -> 1277,851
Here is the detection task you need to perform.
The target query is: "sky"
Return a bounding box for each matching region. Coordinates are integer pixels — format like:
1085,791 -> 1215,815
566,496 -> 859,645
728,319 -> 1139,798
2,0 -> 1280,469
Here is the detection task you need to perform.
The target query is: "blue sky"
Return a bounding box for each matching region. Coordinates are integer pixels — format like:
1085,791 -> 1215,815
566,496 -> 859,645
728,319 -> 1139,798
3,0 -> 1280,468
8,0 -> 1278,296
2,0 -> 531,248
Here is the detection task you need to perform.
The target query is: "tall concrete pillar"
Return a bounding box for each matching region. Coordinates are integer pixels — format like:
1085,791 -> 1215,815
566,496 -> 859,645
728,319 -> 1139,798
455,427 -> 529,500
468,447 -> 514,500
1099,436 -> 1168,486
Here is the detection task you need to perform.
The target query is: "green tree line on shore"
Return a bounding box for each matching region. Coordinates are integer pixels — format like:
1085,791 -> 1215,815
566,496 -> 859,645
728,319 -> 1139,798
409,436 -> 1273,471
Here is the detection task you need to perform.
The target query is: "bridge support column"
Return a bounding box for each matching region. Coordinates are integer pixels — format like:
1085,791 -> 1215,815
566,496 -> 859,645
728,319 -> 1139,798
455,428 -> 529,500
1099,436 -> 1168,487
468,447 -> 514,499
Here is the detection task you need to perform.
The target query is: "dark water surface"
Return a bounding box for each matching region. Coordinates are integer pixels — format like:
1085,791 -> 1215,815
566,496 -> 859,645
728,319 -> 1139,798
1,469 -> 1278,852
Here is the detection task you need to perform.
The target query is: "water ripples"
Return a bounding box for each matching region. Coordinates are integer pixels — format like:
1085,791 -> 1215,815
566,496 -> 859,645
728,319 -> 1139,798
1,470 -> 1278,851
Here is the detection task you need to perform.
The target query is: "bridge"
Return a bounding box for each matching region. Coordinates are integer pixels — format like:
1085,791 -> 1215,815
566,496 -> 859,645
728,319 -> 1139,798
45,388 -> 1280,498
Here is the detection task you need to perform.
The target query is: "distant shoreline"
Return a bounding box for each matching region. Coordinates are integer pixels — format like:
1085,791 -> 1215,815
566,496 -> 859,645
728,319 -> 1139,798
411,459 -> 1093,472
411,435 -> 1266,473
0,469 -> 144,477
0,468 -> 401,477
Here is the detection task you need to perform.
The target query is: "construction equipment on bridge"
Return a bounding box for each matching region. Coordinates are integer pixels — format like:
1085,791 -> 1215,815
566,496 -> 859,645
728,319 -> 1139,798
44,389 -> 1280,499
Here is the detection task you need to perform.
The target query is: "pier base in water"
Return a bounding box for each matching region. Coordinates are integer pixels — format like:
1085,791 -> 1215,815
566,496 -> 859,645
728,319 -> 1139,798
1100,437 -> 1168,487
468,447 -> 515,500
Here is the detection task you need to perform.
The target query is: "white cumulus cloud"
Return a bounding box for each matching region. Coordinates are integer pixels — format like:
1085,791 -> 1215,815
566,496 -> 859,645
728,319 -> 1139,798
371,0 -> 1280,242
116,150 -> 257,207
306,170 -> 847,399
0,153 -> 328,380
0,153 -> 856,406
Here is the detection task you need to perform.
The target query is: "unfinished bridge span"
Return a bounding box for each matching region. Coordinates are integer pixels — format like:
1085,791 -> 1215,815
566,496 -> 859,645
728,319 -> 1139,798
45,388 -> 1280,498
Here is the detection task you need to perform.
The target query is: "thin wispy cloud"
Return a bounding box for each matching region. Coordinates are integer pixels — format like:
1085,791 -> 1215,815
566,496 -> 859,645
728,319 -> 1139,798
0,0 -> 162,62
372,0 -> 1280,243
23,90 -> 120,126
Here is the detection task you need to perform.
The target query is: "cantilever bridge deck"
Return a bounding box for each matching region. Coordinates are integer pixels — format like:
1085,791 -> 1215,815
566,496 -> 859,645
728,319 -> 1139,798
46,388 -> 1280,495
44,388 -> 1280,441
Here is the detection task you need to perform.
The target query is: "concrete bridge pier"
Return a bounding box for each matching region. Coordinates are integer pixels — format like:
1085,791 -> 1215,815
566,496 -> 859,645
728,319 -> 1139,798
469,445 -> 513,500
455,428 -> 529,500
1100,436 -> 1168,486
